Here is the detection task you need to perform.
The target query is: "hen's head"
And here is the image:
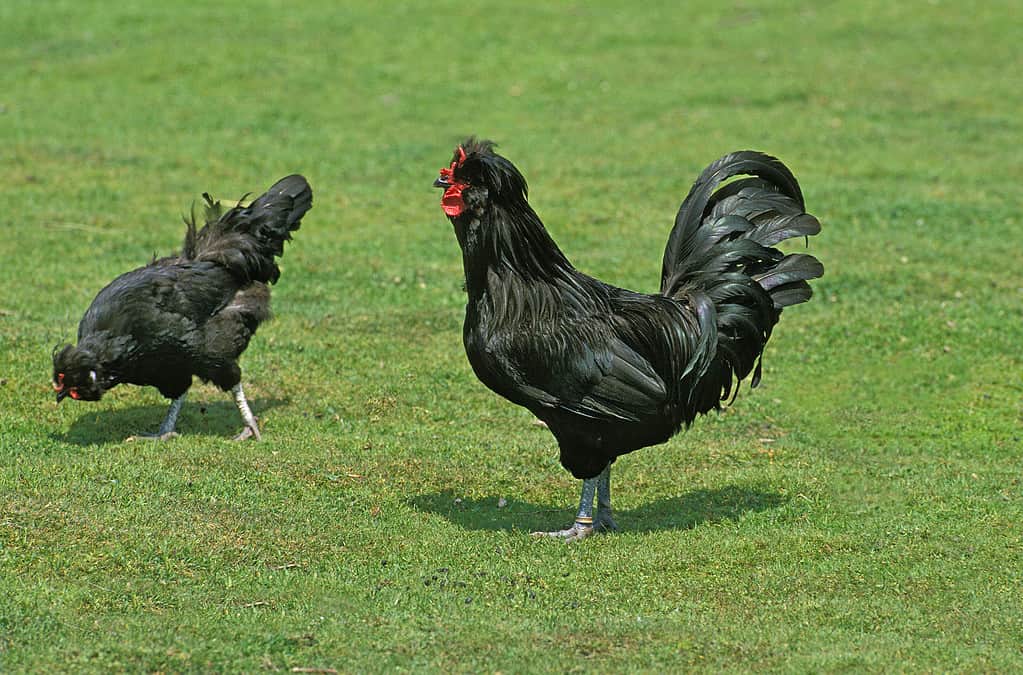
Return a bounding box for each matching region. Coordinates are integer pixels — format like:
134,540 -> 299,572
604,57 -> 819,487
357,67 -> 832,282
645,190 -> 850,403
433,137 -> 528,218
52,344 -> 105,403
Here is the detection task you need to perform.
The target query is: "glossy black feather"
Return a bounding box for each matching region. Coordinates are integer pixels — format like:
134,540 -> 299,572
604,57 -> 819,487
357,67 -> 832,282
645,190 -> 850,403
183,175 -> 311,285
52,176 -> 312,402
440,140 -> 822,479
752,253 -> 825,291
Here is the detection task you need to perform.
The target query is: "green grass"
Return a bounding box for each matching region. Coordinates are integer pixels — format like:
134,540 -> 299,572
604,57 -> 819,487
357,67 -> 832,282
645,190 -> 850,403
2,0 -> 1021,671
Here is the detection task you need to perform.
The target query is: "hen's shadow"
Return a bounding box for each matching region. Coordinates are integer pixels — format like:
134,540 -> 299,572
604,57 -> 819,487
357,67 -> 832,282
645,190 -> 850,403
51,397 -> 288,446
412,485 -> 788,533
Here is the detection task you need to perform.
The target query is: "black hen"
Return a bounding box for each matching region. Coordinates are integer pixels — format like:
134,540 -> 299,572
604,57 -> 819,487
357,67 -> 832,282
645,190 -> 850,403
53,175 -> 312,440
435,138 -> 822,541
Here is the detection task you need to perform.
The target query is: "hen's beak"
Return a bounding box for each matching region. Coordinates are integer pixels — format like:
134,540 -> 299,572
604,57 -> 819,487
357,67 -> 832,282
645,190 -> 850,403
56,388 -> 69,404
433,176 -> 449,188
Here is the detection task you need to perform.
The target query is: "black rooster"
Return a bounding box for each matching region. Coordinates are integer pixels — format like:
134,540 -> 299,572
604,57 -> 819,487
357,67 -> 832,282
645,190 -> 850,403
53,175 -> 312,441
435,138 -> 822,541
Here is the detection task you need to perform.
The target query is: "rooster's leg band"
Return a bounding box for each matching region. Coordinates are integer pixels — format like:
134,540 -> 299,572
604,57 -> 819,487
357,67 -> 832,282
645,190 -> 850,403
574,477 -> 597,527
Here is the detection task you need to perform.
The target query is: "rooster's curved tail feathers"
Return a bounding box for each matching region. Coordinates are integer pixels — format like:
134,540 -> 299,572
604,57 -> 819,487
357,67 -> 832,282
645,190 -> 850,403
660,151 -> 823,418
184,175 -> 312,284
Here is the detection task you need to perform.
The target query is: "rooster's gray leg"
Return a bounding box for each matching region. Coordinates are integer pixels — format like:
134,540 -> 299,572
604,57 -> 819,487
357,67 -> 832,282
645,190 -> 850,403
231,383 -> 261,441
128,394 -> 185,441
595,464 -> 618,533
533,475 -> 598,542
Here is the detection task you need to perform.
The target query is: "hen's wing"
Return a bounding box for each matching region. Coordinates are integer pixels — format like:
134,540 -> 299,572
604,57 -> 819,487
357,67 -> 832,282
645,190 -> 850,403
80,261 -> 242,346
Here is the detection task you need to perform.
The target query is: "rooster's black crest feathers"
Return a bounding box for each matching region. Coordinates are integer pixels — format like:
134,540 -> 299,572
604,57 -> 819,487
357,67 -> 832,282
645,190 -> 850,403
452,137 -> 530,202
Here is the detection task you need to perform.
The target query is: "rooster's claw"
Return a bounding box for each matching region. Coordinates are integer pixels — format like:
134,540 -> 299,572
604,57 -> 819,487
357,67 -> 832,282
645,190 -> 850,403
531,522 -> 595,543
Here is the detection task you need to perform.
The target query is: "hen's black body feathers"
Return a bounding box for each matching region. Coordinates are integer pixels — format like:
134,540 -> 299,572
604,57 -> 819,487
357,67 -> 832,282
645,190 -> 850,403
53,176 -> 311,404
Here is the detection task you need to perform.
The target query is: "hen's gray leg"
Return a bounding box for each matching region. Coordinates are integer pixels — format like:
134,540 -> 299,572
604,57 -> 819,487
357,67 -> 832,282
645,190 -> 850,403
231,383 -> 261,441
128,394 -> 185,441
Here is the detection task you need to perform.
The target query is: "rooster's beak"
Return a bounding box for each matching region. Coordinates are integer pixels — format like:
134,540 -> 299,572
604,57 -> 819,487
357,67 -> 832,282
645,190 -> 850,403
433,176 -> 449,188
56,388 -> 69,404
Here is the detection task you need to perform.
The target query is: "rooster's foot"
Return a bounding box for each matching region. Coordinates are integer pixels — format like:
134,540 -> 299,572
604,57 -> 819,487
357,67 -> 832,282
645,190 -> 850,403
595,509 -> 618,533
531,522 -> 595,543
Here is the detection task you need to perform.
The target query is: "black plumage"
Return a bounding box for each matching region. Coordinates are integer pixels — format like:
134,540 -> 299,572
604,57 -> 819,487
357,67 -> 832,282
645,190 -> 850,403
52,175 -> 312,440
435,138 -> 822,540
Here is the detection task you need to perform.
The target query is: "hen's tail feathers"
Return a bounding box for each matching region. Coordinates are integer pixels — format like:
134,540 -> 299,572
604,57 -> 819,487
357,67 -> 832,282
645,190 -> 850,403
660,152 -> 823,419
183,175 -> 312,284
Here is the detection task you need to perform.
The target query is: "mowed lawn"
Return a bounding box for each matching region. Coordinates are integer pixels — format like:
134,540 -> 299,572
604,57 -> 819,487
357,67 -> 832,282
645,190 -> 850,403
1,1 -> 1021,671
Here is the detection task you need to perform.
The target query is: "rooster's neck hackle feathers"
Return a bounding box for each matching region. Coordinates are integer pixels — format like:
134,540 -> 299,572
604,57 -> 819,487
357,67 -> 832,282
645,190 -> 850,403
451,138 -> 575,292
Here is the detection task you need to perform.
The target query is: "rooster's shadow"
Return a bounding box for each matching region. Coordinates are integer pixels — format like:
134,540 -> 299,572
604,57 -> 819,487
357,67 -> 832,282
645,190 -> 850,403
411,485 -> 788,534
51,397 -> 288,446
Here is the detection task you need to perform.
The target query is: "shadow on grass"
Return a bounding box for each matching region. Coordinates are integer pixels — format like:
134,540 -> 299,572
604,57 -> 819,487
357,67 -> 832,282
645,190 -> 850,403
412,485 -> 788,533
51,397 -> 288,446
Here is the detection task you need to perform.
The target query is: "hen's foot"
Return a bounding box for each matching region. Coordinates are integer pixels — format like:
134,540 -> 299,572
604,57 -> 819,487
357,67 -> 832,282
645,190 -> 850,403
126,431 -> 179,442
232,418 -> 261,441
231,384 -> 261,441
126,394 -> 186,442
531,522 -> 595,543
